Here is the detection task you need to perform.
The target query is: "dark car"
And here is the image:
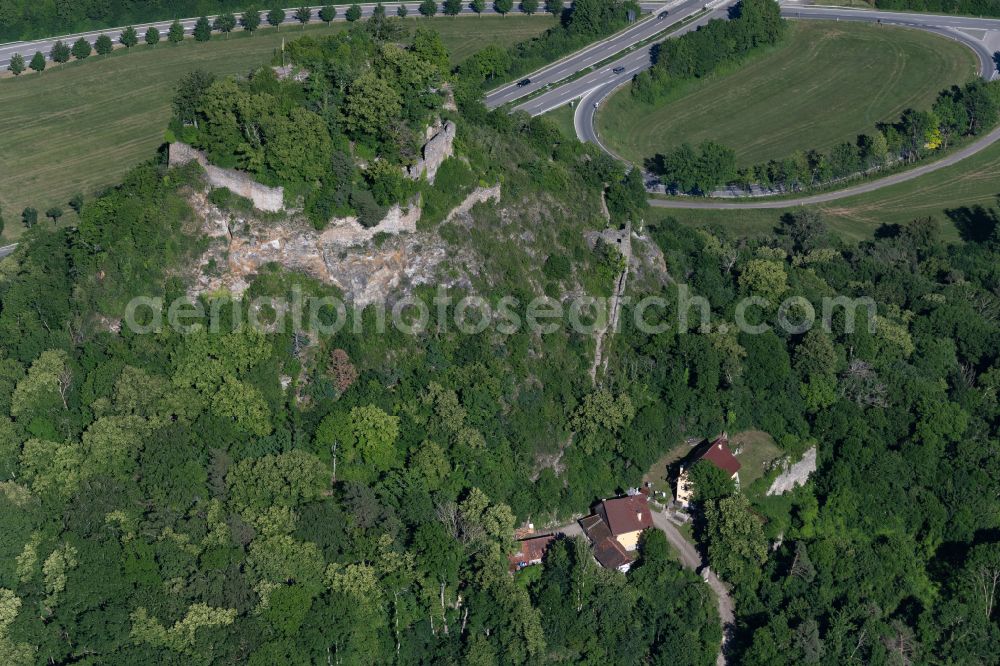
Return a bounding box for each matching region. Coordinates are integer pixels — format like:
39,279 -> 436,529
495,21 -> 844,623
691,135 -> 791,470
658,10 -> 669,18
517,78 -> 531,87
613,66 -> 626,74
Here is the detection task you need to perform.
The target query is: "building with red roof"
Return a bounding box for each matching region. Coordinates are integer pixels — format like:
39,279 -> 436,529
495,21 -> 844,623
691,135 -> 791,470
579,491 -> 653,572
676,433 -> 741,507
507,534 -> 556,572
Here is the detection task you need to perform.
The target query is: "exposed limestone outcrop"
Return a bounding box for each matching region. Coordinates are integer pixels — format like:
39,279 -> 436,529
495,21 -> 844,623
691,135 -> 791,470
272,64 -> 309,82
169,143 -> 285,212
186,185 -> 495,307
767,447 -> 818,496
585,224 -> 632,382
406,120 -> 457,183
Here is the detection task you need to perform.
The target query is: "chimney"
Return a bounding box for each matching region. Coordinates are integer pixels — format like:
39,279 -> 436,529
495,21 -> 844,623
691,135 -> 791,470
636,511 -> 643,522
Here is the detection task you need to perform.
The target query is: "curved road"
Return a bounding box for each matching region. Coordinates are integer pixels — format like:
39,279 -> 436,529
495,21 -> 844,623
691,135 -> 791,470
650,121 -> 1000,209
488,0 -> 720,111
542,5 -> 1000,208
546,508 -> 734,665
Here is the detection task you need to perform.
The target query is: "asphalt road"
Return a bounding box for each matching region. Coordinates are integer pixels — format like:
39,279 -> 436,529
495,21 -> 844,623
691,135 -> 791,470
572,6 -> 999,145
509,0 -> 732,115
650,120 -> 1000,209
485,0 -> 709,110
522,3 -> 1000,208
648,508 -> 734,666
0,2 -> 648,69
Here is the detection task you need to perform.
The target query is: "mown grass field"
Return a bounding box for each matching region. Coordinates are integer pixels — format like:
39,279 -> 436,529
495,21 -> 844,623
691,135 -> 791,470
597,21 -> 977,167
649,133 -> 1000,243
0,16 -> 555,240
542,102 -> 577,139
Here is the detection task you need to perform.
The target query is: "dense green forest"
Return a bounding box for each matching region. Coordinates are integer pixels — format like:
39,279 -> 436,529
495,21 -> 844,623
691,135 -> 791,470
629,211 -> 1000,663
0,2 -> 998,663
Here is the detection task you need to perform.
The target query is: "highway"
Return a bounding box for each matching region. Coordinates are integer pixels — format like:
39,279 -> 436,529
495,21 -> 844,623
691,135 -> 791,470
503,4 -> 1000,117
481,2 -> 1000,207
485,0 -> 708,109
0,2 -> 627,70
562,7 -> 999,131
570,5 -> 999,149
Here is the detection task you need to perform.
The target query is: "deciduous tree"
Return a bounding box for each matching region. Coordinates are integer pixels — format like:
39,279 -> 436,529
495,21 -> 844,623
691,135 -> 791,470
241,9 -> 262,35
8,53 -> 24,75
168,19 -> 185,43
419,0 -> 438,17
119,26 -> 139,48
95,34 -> 113,55
193,16 -> 212,41
214,12 -> 237,38
344,70 -> 402,137
295,6 -> 312,28
268,7 -> 286,29
20,207 -> 37,228
704,493 -> 767,585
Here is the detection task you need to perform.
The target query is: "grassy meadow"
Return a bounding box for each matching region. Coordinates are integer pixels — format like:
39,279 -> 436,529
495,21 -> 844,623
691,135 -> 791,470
0,16 -> 555,240
597,21 -> 977,167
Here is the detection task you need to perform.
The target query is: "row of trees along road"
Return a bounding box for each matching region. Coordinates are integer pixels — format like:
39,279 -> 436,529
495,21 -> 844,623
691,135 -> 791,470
651,78 -> 1000,196
6,1 -> 573,77
6,5 -> 424,76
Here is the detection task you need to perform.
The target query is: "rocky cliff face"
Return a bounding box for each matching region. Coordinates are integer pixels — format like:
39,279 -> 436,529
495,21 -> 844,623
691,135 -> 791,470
186,190 -> 489,307
406,120 -> 457,184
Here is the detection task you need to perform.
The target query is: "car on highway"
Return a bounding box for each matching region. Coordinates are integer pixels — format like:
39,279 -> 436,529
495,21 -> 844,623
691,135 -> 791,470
658,11 -> 669,18
613,66 -> 626,74
517,78 -> 531,87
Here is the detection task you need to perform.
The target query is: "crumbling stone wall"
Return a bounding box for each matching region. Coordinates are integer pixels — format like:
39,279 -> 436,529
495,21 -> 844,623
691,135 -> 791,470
168,142 -> 285,213
406,120 -> 457,184
444,184 -> 501,223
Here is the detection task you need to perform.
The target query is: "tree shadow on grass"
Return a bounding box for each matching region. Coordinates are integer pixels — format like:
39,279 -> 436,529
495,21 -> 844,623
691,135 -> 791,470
944,204 -> 999,243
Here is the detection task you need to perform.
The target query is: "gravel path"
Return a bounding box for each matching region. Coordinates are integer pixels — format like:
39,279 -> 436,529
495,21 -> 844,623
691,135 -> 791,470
649,509 -> 733,665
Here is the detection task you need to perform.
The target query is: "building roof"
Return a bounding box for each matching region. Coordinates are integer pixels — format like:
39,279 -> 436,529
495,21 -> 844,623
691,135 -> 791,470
600,493 -> 652,536
696,433 -> 741,477
581,514 -> 635,570
592,535 -> 634,571
507,534 -> 555,571
580,514 -> 612,543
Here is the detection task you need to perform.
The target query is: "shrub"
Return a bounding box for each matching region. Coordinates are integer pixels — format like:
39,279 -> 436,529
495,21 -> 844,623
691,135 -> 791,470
207,187 -> 254,213
350,187 -> 388,228
542,254 -> 572,281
